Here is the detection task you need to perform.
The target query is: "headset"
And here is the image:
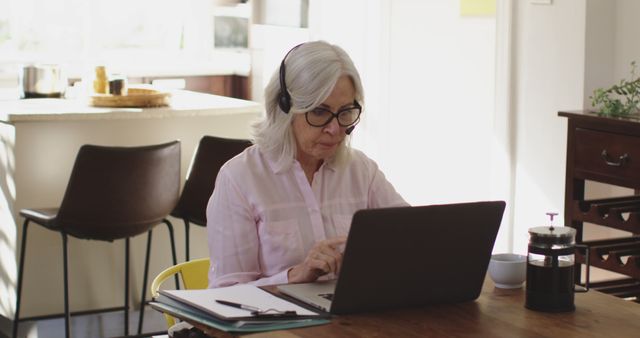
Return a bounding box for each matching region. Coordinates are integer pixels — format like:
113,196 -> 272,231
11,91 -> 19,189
278,43 -> 357,135
277,44 -> 302,114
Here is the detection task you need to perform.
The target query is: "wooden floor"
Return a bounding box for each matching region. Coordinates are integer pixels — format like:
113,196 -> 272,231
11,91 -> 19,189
14,308 -> 168,338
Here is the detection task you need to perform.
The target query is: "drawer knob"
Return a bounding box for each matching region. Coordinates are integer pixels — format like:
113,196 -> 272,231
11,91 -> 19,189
601,150 -> 629,167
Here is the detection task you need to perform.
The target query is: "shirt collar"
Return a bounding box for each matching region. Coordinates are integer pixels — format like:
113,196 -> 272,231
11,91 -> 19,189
260,148 -> 337,174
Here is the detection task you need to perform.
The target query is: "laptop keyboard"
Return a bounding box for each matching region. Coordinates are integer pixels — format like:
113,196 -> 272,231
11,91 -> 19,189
318,293 -> 334,301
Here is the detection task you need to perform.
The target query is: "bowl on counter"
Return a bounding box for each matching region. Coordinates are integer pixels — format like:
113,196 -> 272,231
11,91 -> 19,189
19,64 -> 67,99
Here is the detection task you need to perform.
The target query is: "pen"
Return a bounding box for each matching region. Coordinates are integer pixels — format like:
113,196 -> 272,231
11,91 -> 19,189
215,299 -> 261,312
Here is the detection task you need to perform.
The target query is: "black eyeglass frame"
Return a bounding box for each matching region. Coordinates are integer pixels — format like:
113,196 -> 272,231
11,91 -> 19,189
305,101 -> 362,128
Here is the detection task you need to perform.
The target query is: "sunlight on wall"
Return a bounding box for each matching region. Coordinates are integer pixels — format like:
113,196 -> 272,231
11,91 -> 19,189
383,1 -> 496,208
511,165 -> 566,255
0,123 -> 16,318
489,133 -> 515,255
510,0 -> 588,257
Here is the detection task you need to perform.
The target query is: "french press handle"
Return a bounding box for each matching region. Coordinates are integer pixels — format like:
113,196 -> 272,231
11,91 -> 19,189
574,243 -> 590,293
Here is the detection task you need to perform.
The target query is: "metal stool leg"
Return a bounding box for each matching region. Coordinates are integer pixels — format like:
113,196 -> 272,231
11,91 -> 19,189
164,219 -> 179,288
184,219 -> 190,261
137,230 -> 153,334
62,233 -> 70,338
125,237 -> 130,336
138,221 -> 178,334
12,219 -> 30,338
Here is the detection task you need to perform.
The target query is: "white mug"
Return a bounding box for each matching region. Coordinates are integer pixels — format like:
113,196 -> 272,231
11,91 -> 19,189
488,253 -> 527,289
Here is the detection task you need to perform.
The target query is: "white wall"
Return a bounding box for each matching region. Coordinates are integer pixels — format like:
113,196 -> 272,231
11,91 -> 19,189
613,0 -> 640,80
385,1 -> 497,205
510,0 -> 587,254
584,0 -> 614,109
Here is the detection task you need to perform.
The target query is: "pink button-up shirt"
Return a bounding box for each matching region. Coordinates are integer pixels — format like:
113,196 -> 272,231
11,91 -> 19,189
206,145 -> 407,288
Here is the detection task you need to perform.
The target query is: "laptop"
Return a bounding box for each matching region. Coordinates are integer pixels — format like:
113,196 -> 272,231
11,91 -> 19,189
277,201 -> 506,314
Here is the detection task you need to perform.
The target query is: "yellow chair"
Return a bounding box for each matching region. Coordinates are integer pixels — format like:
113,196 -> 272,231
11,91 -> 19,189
151,257 -> 211,327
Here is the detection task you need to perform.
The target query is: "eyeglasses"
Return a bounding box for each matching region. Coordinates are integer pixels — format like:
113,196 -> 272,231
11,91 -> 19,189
305,101 -> 362,127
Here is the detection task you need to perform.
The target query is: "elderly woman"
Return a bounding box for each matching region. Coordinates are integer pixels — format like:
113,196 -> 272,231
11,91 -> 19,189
207,40 -> 407,288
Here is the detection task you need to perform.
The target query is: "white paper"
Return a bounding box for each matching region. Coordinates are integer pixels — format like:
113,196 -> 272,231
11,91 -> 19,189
160,284 -> 318,319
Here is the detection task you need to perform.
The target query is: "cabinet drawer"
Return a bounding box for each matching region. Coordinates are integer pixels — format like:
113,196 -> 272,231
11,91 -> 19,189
574,128 -> 640,183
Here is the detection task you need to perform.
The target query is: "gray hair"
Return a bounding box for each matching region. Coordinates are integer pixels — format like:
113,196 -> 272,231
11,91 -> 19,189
251,40 -> 364,171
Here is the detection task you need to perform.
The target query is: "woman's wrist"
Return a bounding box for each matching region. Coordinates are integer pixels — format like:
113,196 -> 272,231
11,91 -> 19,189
288,264 -> 313,283
287,265 -> 297,283
288,265 -> 304,283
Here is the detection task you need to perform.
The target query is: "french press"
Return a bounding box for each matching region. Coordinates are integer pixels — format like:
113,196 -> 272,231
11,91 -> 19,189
525,212 -> 590,312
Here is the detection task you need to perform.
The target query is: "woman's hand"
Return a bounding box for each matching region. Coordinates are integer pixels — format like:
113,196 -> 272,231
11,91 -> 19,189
287,236 -> 347,283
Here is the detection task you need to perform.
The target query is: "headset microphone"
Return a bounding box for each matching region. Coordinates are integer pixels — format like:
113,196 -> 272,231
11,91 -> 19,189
345,126 -> 356,135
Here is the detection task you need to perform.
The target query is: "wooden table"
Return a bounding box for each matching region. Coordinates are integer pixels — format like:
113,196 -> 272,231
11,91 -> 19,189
199,277 -> 640,338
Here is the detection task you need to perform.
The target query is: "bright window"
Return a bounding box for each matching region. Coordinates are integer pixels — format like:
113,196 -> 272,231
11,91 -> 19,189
0,0 -> 250,66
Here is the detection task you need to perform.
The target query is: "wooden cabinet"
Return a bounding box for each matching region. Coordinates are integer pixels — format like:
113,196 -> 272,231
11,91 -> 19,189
559,111 -> 640,301
132,75 -> 250,100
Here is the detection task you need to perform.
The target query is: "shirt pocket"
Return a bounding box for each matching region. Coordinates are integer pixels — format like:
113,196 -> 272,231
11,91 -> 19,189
258,219 -> 303,267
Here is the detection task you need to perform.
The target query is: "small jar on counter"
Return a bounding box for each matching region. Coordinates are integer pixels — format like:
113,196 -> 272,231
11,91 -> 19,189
109,75 -> 128,96
93,66 -> 109,94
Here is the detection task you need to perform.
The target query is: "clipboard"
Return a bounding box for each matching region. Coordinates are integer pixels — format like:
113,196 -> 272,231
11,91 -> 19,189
149,301 -> 330,333
157,284 -> 325,321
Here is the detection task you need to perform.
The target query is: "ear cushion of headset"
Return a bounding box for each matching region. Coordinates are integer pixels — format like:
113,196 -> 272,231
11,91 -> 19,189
279,92 -> 291,113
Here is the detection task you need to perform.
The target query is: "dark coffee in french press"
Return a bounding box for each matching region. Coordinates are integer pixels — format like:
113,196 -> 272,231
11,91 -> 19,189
525,213 -> 589,312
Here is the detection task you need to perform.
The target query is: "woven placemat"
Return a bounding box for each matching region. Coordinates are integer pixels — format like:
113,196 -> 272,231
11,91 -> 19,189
90,88 -> 171,108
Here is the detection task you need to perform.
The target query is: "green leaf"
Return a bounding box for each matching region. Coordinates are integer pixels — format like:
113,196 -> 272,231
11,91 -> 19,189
592,61 -> 640,116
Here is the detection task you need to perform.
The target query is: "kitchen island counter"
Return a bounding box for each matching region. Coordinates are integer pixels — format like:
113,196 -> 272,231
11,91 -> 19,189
0,91 -> 262,327
1,90 -> 259,122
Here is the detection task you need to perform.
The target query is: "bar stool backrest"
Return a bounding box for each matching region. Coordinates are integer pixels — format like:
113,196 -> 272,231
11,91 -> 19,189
56,140 -> 181,241
171,136 -> 251,226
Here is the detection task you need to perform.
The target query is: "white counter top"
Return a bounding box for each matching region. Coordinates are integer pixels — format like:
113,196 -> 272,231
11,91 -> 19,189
1,90 -> 263,123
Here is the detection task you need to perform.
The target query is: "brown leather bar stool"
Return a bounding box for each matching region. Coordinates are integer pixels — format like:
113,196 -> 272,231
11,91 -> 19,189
12,140 -> 181,338
170,135 -> 251,261
137,136 -> 250,334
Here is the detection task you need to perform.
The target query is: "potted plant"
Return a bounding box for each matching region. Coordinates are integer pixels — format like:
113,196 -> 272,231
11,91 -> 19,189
590,61 -> 640,117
